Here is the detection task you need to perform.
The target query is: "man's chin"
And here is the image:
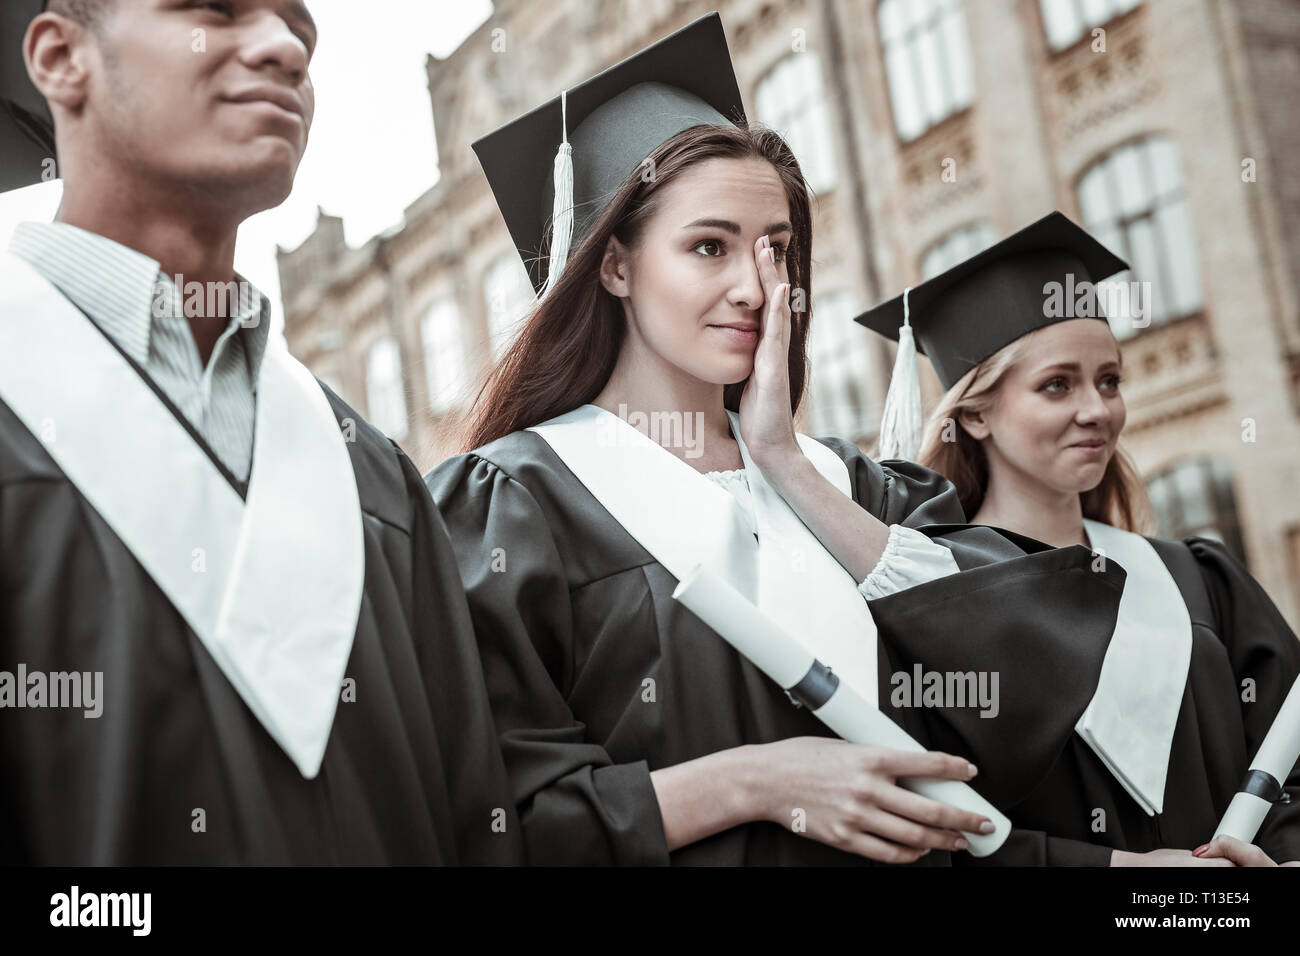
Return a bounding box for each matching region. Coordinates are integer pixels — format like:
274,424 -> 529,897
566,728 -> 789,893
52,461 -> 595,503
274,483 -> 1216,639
198,153 -> 302,211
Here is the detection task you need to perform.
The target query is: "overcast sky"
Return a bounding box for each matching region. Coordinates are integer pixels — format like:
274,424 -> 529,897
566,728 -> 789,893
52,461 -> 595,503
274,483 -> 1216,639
0,0 -> 495,336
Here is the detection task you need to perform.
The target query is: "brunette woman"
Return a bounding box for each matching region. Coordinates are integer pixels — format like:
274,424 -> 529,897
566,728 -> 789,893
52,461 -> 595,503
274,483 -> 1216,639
427,17 -> 1123,865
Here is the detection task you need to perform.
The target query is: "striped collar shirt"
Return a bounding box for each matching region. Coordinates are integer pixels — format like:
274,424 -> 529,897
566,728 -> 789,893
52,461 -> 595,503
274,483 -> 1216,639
9,220 -> 271,484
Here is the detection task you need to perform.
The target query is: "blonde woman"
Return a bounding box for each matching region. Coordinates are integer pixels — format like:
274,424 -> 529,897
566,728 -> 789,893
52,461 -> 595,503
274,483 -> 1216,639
860,211 -> 1300,867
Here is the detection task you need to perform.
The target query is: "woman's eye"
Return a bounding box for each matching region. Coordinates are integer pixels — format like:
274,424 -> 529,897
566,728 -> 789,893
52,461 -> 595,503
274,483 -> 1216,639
692,239 -> 724,258
195,1 -> 235,15
1040,377 -> 1068,393
1100,374 -> 1122,391
770,243 -> 788,263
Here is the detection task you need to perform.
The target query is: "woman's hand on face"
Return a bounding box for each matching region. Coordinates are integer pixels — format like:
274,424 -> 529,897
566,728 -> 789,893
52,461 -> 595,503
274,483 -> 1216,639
737,234 -> 801,470
754,737 -> 995,863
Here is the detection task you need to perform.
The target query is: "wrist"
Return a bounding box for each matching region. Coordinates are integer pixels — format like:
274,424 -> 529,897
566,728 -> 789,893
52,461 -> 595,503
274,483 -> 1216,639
753,444 -> 813,493
728,744 -> 772,824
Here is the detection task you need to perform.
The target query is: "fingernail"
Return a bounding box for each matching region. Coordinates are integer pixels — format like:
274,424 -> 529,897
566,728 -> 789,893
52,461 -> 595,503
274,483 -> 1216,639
767,247 -> 776,264
966,762 -> 978,778
979,821 -> 995,834
1192,844 -> 1209,857
760,235 -> 770,249
954,838 -> 969,851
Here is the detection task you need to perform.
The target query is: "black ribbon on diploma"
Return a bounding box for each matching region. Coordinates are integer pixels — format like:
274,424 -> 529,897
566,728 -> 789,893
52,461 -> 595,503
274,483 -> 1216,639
786,660 -> 839,710
1239,769 -> 1291,805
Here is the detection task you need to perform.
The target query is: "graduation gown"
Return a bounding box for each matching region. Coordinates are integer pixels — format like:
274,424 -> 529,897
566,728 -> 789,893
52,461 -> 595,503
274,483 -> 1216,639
426,428 -> 1125,866
0,264 -> 522,865
890,530 -> 1300,866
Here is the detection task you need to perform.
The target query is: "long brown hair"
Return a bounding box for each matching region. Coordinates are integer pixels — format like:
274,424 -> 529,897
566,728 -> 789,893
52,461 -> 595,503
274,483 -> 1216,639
917,325 -> 1153,533
461,122 -> 814,452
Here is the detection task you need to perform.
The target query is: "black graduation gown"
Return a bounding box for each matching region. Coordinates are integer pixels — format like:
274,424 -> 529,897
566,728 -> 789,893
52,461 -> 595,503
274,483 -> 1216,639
0,357 -> 524,865
425,431 -> 1124,866
885,530 -> 1300,866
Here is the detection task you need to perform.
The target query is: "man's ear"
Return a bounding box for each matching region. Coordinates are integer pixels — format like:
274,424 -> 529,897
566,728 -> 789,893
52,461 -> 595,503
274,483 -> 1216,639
599,235 -> 631,298
958,406 -> 992,441
25,13 -> 92,114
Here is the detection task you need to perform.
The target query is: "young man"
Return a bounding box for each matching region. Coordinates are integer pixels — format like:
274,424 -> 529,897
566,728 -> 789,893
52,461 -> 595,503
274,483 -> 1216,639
0,0 -> 522,865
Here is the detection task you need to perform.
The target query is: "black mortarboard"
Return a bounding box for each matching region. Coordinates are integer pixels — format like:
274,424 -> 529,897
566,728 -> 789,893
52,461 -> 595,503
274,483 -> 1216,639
1,1 -> 56,192
855,211 -> 1129,391
471,12 -> 746,296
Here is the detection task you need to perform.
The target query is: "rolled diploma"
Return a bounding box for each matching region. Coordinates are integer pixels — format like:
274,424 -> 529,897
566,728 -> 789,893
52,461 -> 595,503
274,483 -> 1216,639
1214,672 -> 1300,843
672,563 -> 1011,856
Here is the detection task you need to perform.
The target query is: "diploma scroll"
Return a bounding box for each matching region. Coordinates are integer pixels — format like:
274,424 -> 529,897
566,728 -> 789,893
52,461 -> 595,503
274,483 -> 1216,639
1214,673 -> 1300,844
673,564 -> 1011,857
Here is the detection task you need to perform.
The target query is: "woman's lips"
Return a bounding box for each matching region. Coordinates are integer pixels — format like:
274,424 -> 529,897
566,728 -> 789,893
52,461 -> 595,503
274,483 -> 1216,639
709,324 -> 759,345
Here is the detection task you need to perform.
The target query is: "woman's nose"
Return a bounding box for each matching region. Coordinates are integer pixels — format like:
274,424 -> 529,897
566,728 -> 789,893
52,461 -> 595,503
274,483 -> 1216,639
1076,386 -> 1112,424
728,258 -> 765,312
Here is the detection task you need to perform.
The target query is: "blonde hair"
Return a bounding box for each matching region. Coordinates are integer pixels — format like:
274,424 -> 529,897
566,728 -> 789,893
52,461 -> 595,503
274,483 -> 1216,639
916,325 -> 1154,533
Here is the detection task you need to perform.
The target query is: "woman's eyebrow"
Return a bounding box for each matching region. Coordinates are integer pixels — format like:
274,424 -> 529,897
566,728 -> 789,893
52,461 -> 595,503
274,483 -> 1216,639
1032,360 -> 1121,375
1032,362 -> 1081,374
681,218 -> 793,235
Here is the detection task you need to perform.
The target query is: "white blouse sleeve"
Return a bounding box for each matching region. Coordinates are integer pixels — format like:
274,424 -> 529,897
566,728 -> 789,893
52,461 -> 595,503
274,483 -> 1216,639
858,524 -> 960,600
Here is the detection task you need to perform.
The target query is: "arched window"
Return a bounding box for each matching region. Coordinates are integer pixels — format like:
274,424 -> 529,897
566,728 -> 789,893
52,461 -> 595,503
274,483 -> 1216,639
1076,135 -> 1202,338
878,0 -> 974,141
421,298 -> 465,414
482,252 -> 534,359
806,290 -> 874,439
920,220 -> 998,280
1146,458 -> 1246,563
1040,0 -> 1142,52
365,335 -> 409,440
754,52 -> 838,193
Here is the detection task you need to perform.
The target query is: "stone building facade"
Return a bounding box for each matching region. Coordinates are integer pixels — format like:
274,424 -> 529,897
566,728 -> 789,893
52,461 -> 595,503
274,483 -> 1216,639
278,0 -> 1300,626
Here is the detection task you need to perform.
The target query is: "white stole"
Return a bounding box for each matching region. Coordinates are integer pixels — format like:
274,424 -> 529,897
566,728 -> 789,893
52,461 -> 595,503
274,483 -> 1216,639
0,252 -> 364,779
1077,518 -> 1193,814
528,404 -> 882,705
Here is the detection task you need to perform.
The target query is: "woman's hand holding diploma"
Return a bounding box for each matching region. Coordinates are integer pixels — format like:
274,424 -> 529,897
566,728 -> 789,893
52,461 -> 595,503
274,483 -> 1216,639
754,738 -> 994,860
1110,836 -> 1300,865
670,565 -> 1011,857
1110,848 -> 1236,867
650,739 -> 994,861
1193,835 -> 1300,866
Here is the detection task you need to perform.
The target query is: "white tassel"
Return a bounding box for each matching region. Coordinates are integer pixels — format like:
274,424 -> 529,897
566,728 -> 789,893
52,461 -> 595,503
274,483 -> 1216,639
543,89 -> 575,298
877,286 -> 923,461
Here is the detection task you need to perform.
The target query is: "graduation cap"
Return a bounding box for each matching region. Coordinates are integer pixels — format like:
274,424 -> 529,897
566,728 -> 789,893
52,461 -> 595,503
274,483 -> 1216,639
1,0 -> 56,193
855,211 -> 1129,458
471,12 -> 746,296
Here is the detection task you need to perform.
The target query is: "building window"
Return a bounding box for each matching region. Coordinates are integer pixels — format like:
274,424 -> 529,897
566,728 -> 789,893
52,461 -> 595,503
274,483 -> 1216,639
878,0 -> 974,141
483,253 -> 534,359
1040,0 -> 1142,52
365,335 -> 409,440
807,290 -> 874,440
920,220 -> 998,280
421,299 -> 465,414
1076,135 -> 1201,338
754,53 -> 838,193
1146,458 -> 1246,563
